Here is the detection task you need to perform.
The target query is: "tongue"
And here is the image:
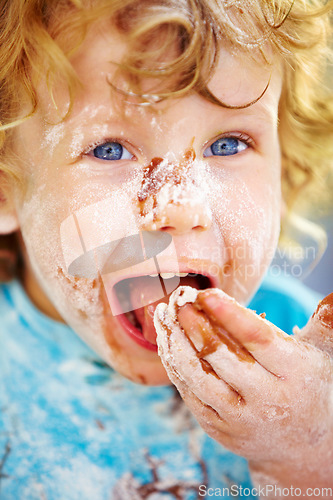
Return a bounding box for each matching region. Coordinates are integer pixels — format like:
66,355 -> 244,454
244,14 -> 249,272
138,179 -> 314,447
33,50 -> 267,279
129,275 -> 201,344
134,302 -> 162,344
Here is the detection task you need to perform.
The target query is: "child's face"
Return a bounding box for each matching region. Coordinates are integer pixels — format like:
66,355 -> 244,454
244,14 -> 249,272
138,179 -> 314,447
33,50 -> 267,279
12,23 -> 282,384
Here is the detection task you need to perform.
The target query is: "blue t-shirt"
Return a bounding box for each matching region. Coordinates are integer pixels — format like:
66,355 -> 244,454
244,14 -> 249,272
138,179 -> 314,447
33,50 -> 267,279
0,274 -> 321,499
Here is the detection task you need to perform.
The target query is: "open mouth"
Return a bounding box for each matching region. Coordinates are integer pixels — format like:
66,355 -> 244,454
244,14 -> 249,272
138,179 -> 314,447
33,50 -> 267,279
113,272 -> 212,351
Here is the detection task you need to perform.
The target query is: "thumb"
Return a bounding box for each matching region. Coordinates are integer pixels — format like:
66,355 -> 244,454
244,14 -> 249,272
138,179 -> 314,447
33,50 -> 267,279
296,293 -> 333,355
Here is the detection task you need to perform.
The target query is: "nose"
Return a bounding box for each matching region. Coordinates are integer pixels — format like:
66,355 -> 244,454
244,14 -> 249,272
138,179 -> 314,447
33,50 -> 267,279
152,195 -> 212,235
138,151 -> 212,235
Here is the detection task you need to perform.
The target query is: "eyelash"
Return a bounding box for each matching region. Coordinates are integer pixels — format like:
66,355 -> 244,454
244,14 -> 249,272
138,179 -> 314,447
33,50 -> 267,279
83,132 -> 254,161
83,139 -> 136,159
206,132 -> 253,150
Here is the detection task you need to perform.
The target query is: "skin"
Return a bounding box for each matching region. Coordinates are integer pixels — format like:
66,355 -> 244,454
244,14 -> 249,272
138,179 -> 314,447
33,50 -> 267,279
155,287 -> 333,495
3,22 -> 332,493
8,23 -> 282,384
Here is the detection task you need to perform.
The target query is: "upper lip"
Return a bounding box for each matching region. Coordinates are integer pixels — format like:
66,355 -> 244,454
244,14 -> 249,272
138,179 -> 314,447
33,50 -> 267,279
101,260 -> 223,290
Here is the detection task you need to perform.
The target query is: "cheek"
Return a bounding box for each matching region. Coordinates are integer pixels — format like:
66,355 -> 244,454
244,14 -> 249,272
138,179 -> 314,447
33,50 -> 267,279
16,172 -> 173,381
19,181 -> 104,319
224,180 -> 279,258
17,171 -> 139,344
207,160 -> 281,300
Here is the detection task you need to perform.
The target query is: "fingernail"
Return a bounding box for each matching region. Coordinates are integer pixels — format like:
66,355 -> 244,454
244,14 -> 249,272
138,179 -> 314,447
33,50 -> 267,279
177,303 -> 198,331
197,290 -> 222,313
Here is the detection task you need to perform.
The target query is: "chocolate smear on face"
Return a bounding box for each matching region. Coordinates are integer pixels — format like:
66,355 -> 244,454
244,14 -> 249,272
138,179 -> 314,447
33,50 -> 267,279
137,148 -> 196,218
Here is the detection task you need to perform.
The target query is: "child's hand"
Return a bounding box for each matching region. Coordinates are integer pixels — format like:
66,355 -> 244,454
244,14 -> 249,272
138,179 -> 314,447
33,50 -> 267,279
154,288 -> 333,494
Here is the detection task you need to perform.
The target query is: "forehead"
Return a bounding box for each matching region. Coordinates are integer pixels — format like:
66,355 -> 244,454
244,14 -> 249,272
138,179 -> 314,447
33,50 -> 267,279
39,20 -> 282,127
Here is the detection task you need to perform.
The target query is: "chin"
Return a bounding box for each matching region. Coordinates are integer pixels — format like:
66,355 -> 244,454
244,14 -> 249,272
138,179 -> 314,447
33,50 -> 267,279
110,353 -> 172,386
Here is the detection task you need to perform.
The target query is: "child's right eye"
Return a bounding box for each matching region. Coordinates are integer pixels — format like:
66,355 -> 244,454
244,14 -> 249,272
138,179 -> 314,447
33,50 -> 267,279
90,141 -> 133,161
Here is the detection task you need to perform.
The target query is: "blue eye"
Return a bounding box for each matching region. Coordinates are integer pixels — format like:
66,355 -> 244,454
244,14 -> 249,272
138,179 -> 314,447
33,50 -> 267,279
92,142 -> 133,161
204,137 -> 248,157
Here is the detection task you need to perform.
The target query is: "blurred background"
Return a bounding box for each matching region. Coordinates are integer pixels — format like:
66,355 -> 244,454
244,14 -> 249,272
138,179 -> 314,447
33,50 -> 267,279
303,214 -> 333,296
302,62 -> 333,297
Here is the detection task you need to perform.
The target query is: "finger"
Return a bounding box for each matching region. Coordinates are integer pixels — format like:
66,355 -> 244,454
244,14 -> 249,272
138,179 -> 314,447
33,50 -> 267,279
154,301 -> 246,418
297,293 -> 333,355
172,377 -> 260,458
196,288 -> 303,376
170,372 -> 233,435
177,303 -> 276,399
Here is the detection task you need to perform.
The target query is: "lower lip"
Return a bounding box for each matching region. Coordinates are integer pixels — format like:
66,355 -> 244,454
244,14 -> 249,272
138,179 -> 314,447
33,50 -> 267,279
109,271 -> 217,352
103,284 -> 159,352
117,313 -> 158,352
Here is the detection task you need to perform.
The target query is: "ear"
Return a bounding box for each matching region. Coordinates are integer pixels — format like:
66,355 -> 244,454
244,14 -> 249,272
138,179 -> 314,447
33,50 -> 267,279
0,174 -> 20,234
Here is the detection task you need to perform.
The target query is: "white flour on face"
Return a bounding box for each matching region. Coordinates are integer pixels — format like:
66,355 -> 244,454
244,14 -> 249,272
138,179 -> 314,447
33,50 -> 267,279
42,123 -> 66,158
18,175 -> 140,363
68,129 -> 85,159
208,164 -> 278,262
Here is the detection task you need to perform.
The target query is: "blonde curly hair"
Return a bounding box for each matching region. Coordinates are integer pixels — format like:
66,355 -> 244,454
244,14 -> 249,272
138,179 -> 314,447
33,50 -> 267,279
0,0 -> 332,280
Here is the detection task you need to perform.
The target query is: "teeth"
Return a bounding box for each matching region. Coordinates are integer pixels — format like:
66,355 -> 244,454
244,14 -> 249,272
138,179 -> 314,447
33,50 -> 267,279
148,272 -> 189,278
160,272 -> 176,279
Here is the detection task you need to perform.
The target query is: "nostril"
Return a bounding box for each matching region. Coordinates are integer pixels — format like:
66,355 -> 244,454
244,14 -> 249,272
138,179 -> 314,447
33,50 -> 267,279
160,224 -> 205,233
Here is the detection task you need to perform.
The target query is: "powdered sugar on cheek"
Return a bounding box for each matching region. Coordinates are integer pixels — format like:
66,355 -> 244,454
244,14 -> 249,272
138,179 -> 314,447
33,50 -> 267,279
17,175 -> 144,365
41,123 -> 66,159
206,164 -> 280,302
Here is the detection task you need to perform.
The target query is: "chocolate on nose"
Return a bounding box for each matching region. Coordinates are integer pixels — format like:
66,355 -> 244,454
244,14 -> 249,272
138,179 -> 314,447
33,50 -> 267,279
138,150 -> 212,234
